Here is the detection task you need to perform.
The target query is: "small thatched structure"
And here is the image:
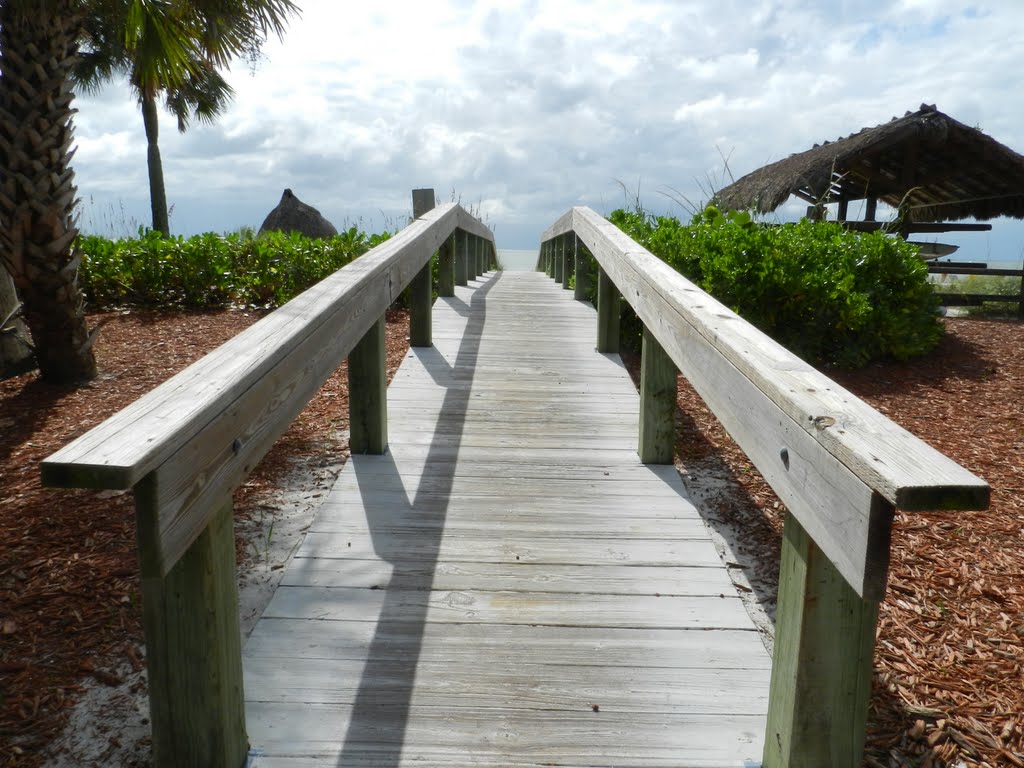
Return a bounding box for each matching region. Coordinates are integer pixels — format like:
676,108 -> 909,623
259,189 -> 338,239
713,104 -> 1024,223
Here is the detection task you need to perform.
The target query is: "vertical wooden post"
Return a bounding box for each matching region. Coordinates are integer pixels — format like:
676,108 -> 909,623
574,236 -> 590,301
543,242 -> 551,277
455,229 -> 469,286
134,488 -> 248,768
438,233 -> 455,297
561,235 -> 571,290
763,510 -> 884,768
348,316 -> 388,455
410,189 -> 434,347
478,238 -> 486,276
468,236 -> 476,281
553,238 -> 563,283
638,326 -> 676,464
597,267 -> 620,353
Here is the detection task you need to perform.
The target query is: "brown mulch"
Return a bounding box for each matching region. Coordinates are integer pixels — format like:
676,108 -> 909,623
632,317 -> 1024,768
0,307 -> 410,767
1,311 -> 1022,766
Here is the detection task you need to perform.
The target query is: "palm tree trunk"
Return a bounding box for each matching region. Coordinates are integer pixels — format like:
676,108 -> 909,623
0,3 -> 97,383
142,90 -> 171,236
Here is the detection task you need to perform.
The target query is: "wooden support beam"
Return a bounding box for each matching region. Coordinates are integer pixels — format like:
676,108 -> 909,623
553,238 -> 564,283
348,316 -> 388,455
638,326 -> 677,464
763,510 -> 884,768
574,235 -> 591,302
864,197 -> 877,222
837,198 -> 849,222
455,229 -> 469,286
596,267 -> 620,353
135,491 -> 247,768
546,241 -> 554,278
438,233 -> 455,297
410,189 -> 435,347
561,235 -> 572,289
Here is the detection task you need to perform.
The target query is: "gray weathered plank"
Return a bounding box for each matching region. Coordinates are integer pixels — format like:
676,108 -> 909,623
243,271 -> 769,766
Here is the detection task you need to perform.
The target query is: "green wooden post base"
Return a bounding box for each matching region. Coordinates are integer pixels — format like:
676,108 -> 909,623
574,237 -> 590,301
763,511 -> 882,768
439,234 -> 455,297
597,268 -> 620,353
456,230 -> 468,286
561,236 -> 571,289
349,316 -> 388,455
135,492 -> 248,768
638,326 -> 677,464
409,262 -> 432,347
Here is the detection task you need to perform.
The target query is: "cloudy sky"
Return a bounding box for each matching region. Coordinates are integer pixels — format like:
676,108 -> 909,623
73,0 -> 1024,258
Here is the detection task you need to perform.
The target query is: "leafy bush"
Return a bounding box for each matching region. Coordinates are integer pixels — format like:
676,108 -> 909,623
608,206 -> 943,367
79,226 -> 392,310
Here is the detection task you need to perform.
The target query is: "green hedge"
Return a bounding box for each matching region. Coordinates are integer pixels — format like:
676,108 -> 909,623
79,227 -> 391,310
608,206 -> 943,367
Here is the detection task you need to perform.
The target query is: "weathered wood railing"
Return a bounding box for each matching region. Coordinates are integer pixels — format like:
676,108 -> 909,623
40,189 -> 496,768
539,207 -> 990,768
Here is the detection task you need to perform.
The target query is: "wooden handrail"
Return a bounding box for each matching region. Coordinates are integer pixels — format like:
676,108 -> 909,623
543,206 -> 987,595
539,206 -> 989,768
40,193 -> 495,768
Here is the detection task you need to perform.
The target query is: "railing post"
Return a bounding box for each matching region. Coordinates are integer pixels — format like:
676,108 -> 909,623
409,188 -> 434,347
763,510 -> 885,768
478,238 -> 487,276
573,235 -> 590,301
456,229 -> 469,286
597,267 -> 620,353
348,316 -> 388,454
545,242 -> 553,276
134,487 -> 247,768
468,236 -> 478,281
561,235 -> 571,289
553,238 -> 563,283
438,233 -> 455,297
638,325 -> 676,463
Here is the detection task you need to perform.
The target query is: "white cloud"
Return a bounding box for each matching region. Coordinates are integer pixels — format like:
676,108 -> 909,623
70,0 -> 1024,259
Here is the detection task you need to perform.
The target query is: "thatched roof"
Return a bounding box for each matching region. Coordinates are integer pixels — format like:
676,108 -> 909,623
259,189 -> 338,239
713,104 -> 1024,221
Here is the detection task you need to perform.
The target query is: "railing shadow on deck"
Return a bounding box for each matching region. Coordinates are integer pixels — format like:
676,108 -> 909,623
338,272 -> 501,766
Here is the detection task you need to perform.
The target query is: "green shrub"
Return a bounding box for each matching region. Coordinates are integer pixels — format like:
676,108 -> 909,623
608,206 -> 943,367
79,226 -> 392,310
932,273 -> 1023,317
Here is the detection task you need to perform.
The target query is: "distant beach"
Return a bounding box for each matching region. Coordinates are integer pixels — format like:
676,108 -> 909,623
498,249 -> 539,271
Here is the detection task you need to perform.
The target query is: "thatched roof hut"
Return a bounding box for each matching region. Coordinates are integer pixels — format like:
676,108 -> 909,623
713,104 -> 1024,222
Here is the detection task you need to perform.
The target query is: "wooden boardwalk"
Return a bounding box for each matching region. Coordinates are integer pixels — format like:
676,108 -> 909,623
243,270 -> 771,767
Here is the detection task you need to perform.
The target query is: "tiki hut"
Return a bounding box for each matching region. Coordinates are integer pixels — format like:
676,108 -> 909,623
259,189 -> 339,239
713,104 -> 1024,226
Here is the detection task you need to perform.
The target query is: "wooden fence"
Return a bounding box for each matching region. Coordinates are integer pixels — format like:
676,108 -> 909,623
928,261 -> 1024,317
539,206 -> 990,768
41,190 -> 496,767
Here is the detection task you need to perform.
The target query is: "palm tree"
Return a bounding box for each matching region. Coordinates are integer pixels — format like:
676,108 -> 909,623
0,0 -> 298,383
74,7 -> 236,236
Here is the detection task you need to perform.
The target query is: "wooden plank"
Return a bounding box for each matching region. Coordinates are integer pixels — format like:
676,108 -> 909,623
245,620 -> 771,670
280,560 -> 734,595
244,656 -> 769,713
293,532 -> 729,568
245,704 -> 765,767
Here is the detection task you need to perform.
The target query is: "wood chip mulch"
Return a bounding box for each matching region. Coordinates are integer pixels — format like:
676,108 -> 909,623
1,309 -> 1021,767
636,316 -> 1023,768
0,306 -> 410,767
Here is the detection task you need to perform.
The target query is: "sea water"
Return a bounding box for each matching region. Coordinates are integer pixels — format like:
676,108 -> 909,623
497,249 -> 541,271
